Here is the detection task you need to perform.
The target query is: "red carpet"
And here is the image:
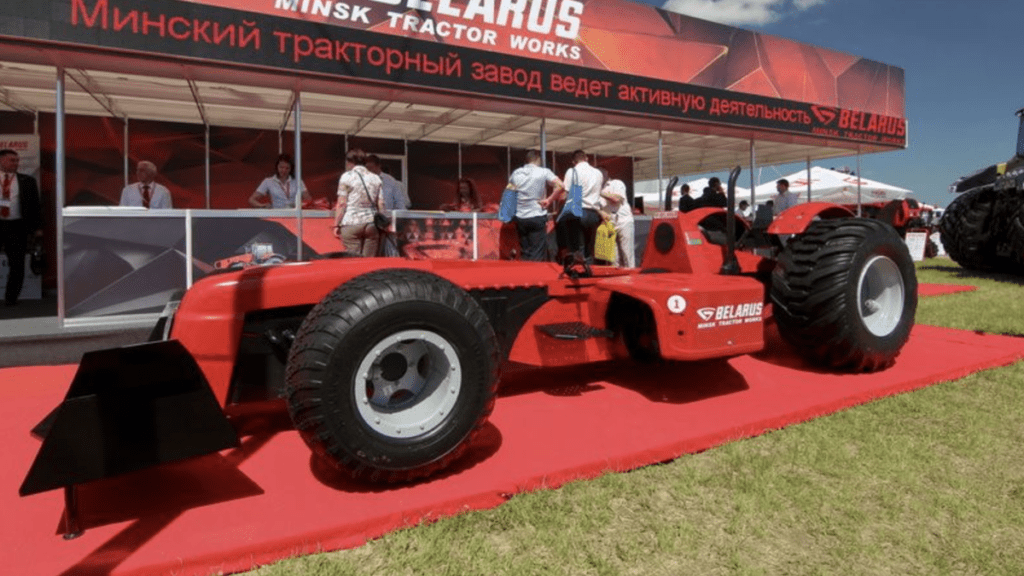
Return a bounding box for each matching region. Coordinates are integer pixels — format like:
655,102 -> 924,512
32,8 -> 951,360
918,283 -> 978,297
3,325 -> 1024,576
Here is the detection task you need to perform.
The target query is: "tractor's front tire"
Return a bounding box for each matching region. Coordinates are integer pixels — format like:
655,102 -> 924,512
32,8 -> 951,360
285,269 -> 500,483
770,218 -> 917,372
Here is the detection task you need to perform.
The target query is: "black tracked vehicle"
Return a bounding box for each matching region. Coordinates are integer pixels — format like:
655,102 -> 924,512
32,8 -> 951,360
940,108 -> 1024,272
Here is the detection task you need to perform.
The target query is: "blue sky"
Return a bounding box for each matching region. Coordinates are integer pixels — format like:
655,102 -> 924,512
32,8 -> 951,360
641,0 -> 1024,208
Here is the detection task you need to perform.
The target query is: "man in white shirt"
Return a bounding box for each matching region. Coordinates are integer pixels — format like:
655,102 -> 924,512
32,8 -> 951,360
550,149 -> 603,266
773,178 -> 798,214
119,161 -> 173,209
365,154 -> 407,257
366,155 -> 408,212
508,149 -> 563,261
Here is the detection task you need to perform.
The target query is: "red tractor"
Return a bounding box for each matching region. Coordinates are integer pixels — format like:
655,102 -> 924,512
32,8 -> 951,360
21,168 -> 918,537
861,198 -> 939,258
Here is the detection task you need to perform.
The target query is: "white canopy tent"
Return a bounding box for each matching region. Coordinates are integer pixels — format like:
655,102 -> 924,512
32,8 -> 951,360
633,177 -> 750,211
751,166 -> 912,207
684,177 -> 750,202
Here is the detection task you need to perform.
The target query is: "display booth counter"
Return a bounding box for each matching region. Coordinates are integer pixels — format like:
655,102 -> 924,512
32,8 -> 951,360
58,208 -> 656,326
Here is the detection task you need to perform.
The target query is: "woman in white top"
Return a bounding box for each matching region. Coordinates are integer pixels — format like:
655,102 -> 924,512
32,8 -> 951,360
249,154 -> 310,209
600,177 -> 636,268
333,149 -> 384,257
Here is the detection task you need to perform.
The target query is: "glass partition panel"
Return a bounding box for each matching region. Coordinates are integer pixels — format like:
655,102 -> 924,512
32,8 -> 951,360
63,210 -> 187,319
296,210 -> 340,259
634,216 -> 652,265
189,210 -> 310,282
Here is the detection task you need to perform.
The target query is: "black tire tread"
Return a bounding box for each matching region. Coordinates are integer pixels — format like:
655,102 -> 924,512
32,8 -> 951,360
285,268 -> 500,483
1008,199 -> 1024,267
940,187 -> 1001,271
770,218 -> 917,372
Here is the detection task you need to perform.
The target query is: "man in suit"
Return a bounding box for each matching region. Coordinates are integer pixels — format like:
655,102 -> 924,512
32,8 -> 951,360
0,149 -> 43,306
678,183 -> 695,212
696,176 -> 727,209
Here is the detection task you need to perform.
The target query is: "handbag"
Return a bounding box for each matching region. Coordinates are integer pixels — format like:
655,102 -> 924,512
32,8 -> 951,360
356,171 -> 391,230
557,168 -> 584,222
498,183 -> 518,223
594,221 -> 618,264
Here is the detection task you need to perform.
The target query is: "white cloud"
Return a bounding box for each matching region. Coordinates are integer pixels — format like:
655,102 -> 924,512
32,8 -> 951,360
792,0 -> 827,9
660,0 -> 828,26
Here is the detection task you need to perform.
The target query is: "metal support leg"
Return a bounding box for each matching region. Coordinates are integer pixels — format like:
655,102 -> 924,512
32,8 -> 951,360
62,485 -> 83,540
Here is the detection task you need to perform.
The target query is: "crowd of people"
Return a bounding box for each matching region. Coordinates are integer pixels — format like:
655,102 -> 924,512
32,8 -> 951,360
106,149 -> 801,265
676,177 -> 794,221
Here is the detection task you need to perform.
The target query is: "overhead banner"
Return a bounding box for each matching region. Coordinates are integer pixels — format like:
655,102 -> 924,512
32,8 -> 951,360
1,0 -> 907,146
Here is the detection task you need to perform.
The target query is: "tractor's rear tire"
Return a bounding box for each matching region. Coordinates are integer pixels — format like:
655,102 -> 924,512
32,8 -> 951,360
285,269 -> 500,483
608,293 -> 660,362
770,218 -> 917,372
940,187 -> 1002,271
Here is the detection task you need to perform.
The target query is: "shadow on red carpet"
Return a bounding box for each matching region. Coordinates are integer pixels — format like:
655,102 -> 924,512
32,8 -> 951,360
3,324 -> 1023,576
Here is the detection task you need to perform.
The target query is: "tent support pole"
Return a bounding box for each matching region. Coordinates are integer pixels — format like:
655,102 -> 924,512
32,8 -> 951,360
806,158 -> 812,203
540,118 -> 547,168
123,118 -> 129,189
204,125 -> 211,209
657,130 -> 664,209
749,140 -> 756,208
294,92 -> 304,262
856,149 -> 862,217
56,68 -> 66,326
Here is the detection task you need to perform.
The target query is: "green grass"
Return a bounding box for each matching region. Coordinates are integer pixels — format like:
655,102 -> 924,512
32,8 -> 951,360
245,257 -> 1024,576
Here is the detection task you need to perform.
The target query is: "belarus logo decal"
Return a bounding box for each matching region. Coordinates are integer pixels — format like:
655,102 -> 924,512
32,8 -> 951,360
696,302 -> 764,329
811,105 -> 838,126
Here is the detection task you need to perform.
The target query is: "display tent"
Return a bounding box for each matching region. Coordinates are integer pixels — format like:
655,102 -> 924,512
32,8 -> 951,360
751,166 -> 912,206
0,0 -> 909,325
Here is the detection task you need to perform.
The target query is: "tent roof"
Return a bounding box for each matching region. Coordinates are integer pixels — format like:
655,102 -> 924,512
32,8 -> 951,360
752,166 -> 912,204
0,42 -> 898,180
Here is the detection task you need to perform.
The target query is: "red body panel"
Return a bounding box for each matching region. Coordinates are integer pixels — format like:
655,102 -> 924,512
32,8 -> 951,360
641,209 -> 765,275
506,292 -> 620,367
767,202 -> 855,234
595,274 -> 766,361
173,259 -> 627,402
172,209 -> 780,405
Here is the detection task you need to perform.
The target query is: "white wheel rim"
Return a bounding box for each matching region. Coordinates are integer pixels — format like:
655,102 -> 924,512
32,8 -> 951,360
857,255 -> 905,337
354,329 -> 461,439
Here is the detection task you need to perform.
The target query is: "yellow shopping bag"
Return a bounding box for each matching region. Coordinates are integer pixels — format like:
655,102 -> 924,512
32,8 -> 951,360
594,221 -> 618,264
